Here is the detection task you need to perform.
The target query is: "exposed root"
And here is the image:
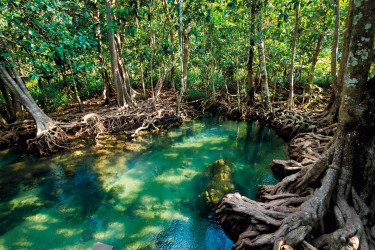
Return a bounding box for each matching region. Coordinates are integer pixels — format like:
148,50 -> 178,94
215,96 -> 374,249
64,92 -> 190,141
26,127 -> 69,156
0,91 -> 193,154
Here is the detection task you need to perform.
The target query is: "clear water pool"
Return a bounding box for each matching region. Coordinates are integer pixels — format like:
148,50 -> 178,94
0,116 -> 287,249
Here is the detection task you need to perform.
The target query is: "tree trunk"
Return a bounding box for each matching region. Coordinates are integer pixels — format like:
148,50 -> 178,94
0,58 -> 67,155
10,92 -> 23,121
68,59 -> 83,113
0,65 -> 53,134
176,0 -> 184,117
321,0 -> 340,113
105,0 -> 133,107
170,28 -> 176,91
306,26 -> 327,104
330,0 -> 340,98
150,33 -> 156,108
211,62 -> 216,99
114,34 -> 135,105
0,83 -> 15,121
182,25 -> 190,91
246,1 -> 257,104
325,0 -> 354,123
288,2 -> 300,109
236,54 -> 240,110
155,56 -> 181,97
256,0 -> 270,107
95,7 -> 112,105
140,62 -> 146,98
61,63 -> 68,88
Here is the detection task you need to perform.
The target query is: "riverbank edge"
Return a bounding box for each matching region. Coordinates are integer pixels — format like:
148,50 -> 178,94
0,91 -> 197,155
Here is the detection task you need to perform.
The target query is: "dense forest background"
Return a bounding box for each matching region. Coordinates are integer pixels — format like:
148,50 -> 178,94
1,0 -> 373,117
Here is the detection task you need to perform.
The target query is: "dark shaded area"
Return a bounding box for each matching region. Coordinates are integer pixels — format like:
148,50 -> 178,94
0,151 -> 110,238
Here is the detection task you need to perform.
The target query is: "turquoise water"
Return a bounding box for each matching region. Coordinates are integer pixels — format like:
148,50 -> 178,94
0,116 -> 287,249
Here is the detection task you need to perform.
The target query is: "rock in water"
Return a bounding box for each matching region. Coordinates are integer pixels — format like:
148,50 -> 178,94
92,242 -> 114,250
197,159 -> 235,216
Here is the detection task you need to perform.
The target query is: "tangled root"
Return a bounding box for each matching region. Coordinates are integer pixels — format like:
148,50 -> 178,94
58,91 -> 190,145
214,97 -> 375,249
0,91 -> 193,154
27,127 -> 69,156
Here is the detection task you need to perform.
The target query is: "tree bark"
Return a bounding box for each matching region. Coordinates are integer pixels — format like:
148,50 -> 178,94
0,42 -> 68,154
256,0 -> 270,107
288,1 -> 300,109
209,24 -> 216,100
162,0 -> 176,92
10,92 -> 23,121
322,0 -> 340,112
150,33 -> 156,107
236,54 -> 240,110
140,62 -> 146,98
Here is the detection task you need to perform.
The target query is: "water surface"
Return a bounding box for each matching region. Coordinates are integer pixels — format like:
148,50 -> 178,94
0,116 -> 287,249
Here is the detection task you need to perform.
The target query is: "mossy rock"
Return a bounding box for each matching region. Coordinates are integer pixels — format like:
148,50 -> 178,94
197,159 -> 235,216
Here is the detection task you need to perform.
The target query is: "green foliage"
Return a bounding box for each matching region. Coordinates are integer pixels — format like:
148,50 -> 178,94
28,80 -> 70,111
186,89 -> 208,101
0,0 -> 353,116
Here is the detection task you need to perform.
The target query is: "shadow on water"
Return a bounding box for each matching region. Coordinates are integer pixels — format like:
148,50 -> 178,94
0,149 -> 112,243
0,116 -> 287,249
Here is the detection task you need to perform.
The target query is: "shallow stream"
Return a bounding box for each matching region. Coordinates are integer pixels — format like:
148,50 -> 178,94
0,116 -> 287,249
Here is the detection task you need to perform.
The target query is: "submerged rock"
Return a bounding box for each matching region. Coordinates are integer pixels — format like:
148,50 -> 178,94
197,159 -> 235,216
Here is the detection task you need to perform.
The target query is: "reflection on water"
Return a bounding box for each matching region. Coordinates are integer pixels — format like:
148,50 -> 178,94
0,116 -> 287,249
